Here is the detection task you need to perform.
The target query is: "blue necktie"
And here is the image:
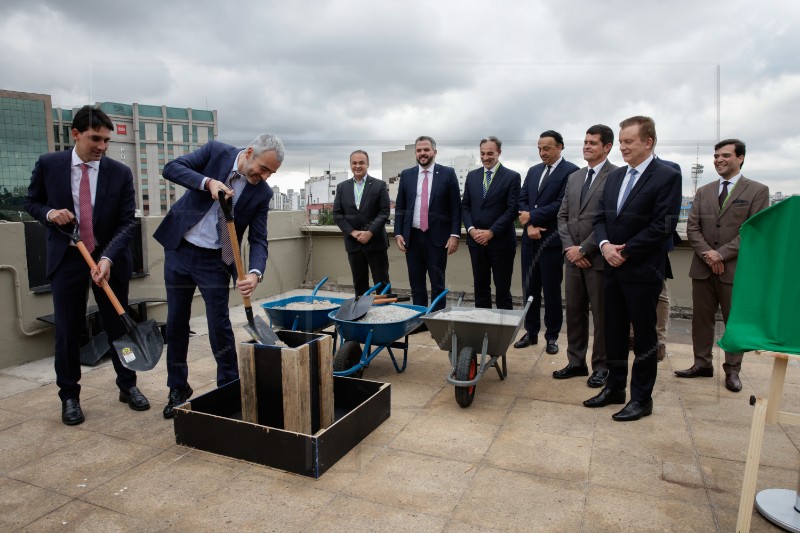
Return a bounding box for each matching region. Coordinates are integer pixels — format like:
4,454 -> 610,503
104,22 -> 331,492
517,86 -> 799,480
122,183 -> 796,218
618,168 -> 638,213
482,169 -> 493,198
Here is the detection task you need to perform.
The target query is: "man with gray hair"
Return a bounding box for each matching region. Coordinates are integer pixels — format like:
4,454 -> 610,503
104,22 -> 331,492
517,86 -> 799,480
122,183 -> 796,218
154,134 -> 284,418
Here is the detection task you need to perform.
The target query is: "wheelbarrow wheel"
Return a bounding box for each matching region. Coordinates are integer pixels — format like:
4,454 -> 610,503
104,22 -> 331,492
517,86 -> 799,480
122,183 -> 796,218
333,341 -> 364,378
455,346 -> 477,407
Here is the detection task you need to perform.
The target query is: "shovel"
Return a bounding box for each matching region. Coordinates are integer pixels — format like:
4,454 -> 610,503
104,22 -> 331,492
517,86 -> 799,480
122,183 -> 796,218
218,191 -> 279,345
70,232 -> 163,371
335,282 -> 390,321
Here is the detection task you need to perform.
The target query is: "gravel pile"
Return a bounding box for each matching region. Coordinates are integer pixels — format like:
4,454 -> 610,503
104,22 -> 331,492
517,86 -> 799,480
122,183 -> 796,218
276,299 -> 338,311
433,309 -> 521,325
359,305 -> 420,323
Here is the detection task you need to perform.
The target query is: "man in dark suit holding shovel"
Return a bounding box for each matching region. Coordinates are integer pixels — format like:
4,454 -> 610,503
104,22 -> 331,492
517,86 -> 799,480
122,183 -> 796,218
154,134 -> 284,418
26,105 -> 147,425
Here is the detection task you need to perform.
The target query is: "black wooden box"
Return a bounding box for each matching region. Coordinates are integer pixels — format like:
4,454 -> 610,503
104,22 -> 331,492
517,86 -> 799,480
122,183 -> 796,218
173,374 -> 390,478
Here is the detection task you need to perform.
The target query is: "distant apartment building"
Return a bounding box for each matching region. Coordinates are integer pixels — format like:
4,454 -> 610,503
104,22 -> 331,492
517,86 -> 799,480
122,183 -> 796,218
52,101 -> 218,216
303,170 -> 346,224
0,90 -> 54,220
452,154 -> 476,196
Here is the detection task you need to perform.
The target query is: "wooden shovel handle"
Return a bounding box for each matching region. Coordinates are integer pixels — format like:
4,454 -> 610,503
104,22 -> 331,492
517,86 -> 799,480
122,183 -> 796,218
75,240 -> 126,316
225,221 -> 251,307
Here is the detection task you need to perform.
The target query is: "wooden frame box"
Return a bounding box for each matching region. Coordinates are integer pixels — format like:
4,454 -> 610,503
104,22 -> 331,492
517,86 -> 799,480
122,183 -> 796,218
173,375 -> 390,478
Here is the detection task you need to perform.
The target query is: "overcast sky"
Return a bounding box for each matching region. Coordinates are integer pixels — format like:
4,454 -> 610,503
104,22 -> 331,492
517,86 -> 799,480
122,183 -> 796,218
3,0 -> 798,196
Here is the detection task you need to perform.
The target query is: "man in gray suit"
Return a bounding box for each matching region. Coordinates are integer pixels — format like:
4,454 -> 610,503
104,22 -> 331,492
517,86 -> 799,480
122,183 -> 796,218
556,125 -> 618,388
676,139 -> 769,392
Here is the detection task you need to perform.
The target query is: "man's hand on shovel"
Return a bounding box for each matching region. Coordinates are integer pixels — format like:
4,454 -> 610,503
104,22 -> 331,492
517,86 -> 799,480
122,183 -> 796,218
237,273 -> 259,298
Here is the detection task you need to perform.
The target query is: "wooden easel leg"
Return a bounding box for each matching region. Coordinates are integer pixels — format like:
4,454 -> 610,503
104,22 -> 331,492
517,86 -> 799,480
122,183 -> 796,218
737,396 -> 768,532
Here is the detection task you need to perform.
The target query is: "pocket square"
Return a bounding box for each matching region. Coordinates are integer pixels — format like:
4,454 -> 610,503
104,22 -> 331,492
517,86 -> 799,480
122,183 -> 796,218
732,198 -> 748,204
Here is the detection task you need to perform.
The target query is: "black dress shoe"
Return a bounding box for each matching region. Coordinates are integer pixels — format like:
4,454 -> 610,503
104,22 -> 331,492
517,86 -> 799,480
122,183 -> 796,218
163,385 -> 193,419
553,364 -> 589,379
514,334 -> 537,349
612,399 -> 654,421
725,372 -> 742,392
62,398 -> 85,426
119,386 -> 150,411
545,340 -> 559,354
674,365 -> 713,378
587,369 -> 609,388
583,387 -> 626,408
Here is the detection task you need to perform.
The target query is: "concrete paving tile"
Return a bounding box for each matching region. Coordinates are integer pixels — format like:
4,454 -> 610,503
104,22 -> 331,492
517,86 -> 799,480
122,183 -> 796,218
307,494 -> 447,532
0,407 -> 26,431
582,484 -> 716,532
688,419 -> 799,469
8,432 -> 163,497
713,504 -> 790,533
0,476 -> 71,530
485,425 -> 591,482
96,407 -> 182,450
469,365 -> 532,398
0,382 -> 105,421
0,374 -> 43,400
19,500 -> 160,532
361,405 -> 418,446
169,469 -> 337,531
0,419 -> 91,473
425,387 -> 515,426
385,380 -> 444,410
1,356 -> 57,383
592,408 -> 695,456
452,466 -> 585,532
390,411 -> 499,463
378,359 -> 452,388
682,391 -> 757,427
504,397 -> 598,439
81,449 -> 243,517
520,373 -> 596,405
442,521 -> 507,533
308,443 -> 382,492
699,455 -> 799,511
589,443 -> 707,504
75,363 -> 121,391
343,449 -> 475,518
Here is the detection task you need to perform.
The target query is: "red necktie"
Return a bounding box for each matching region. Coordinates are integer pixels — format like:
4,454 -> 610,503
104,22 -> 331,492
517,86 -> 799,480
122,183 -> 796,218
79,163 -> 95,253
420,170 -> 429,232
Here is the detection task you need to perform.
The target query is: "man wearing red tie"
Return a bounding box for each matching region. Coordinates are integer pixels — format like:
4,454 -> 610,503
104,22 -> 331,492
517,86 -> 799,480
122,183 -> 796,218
394,136 -> 461,312
26,105 -> 146,425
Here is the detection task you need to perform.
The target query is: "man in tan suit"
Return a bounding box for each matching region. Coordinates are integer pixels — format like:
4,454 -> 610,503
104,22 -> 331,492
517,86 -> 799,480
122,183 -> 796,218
556,125 -> 618,388
675,139 -> 769,392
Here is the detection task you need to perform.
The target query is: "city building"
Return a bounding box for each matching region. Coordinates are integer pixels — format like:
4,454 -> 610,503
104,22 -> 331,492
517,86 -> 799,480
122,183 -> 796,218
452,154 -> 476,196
0,90 -> 54,220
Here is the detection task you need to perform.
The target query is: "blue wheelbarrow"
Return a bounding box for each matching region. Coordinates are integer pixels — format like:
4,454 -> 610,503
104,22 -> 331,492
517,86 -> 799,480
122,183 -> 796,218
331,290 -> 449,378
260,277 -> 346,332
422,296 -> 533,407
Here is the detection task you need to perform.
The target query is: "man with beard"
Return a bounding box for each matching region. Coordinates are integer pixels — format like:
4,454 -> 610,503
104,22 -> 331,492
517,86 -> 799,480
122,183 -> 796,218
394,136 -> 461,313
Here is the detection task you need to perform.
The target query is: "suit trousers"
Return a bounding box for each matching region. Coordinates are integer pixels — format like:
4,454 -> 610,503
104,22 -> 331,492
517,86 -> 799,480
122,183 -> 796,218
604,275 -> 662,402
656,281 -> 670,347
50,247 -> 136,401
406,228 -> 448,311
348,248 -> 390,296
691,276 -> 743,373
468,244 -> 515,309
521,243 -> 563,341
164,240 -> 239,390
564,265 -> 606,370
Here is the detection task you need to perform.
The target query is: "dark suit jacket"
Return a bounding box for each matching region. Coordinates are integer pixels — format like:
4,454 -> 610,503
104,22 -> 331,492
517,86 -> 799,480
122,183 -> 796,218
687,176 -> 769,283
394,163 -> 461,248
332,175 -> 390,252
519,159 -> 579,249
557,160 -> 618,271
25,151 -> 136,278
154,141 -> 272,273
594,158 -> 682,283
462,164 -> 521,250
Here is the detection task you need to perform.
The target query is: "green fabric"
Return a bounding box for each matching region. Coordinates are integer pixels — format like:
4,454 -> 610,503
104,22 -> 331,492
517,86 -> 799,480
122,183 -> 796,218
718,196 -> 800,355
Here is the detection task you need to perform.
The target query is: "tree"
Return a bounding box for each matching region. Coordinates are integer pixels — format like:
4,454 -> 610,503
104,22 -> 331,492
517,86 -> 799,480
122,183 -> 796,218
317,206 -> 335,226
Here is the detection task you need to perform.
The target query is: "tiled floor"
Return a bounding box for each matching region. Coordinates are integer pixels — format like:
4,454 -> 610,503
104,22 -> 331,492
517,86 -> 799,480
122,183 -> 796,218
0,293 -> 795,532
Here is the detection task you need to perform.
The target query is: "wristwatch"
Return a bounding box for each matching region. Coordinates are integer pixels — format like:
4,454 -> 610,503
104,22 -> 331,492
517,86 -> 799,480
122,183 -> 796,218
578,246 -> 585,256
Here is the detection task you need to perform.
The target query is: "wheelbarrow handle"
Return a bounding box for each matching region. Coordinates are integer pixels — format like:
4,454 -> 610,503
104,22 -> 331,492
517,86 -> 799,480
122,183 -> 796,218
311,276 -> 329,296
425,289 -> 450,315
362,282 -> 382,296
521,295 -> 534,316
379,282 -> 392,295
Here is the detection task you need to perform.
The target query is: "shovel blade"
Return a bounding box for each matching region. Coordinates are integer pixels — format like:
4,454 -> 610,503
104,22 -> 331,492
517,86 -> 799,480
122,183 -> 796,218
335,294 -> 375,321
252,316 -> 280,345
113,319 -> 164,371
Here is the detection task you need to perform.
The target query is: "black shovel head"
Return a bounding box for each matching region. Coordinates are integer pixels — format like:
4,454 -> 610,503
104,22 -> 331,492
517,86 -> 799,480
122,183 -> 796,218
336,294 -> 375,321
246,315 -> 280,345
113,319 -> 164,371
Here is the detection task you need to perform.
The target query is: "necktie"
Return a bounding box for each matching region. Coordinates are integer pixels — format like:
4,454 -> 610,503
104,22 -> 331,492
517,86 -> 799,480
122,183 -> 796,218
719,180 -> 730,209
78,163 -> 95,254
420,169 -> 430,232
217,172 -> 239,266
482,169 -> 493,198
618,168 -> 638,213
580,168 -> 595,204
538,165 -> 552,192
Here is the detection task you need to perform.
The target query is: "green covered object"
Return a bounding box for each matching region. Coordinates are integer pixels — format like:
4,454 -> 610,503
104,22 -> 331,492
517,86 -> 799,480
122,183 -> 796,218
718,196 -> 800,355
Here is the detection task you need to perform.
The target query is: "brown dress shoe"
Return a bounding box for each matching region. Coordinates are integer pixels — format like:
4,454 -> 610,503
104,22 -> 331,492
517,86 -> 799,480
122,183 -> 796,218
725,373 -> 742,392
674,365 -> 713,378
